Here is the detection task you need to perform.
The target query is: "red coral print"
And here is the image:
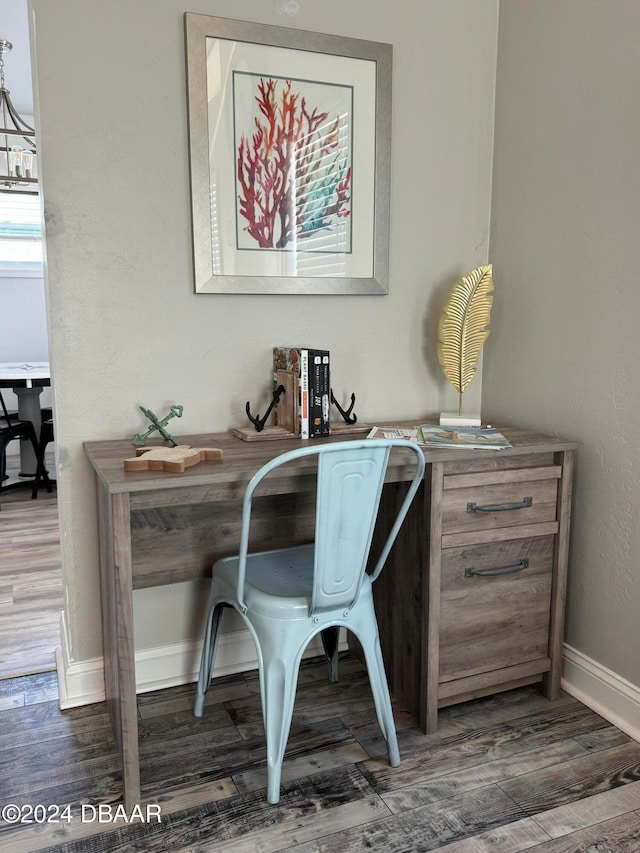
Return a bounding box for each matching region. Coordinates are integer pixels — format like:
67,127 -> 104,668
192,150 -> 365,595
237,78 -> 351,250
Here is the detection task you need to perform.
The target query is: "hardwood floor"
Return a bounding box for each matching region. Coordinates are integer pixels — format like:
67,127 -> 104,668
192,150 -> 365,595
1,656 -> 640,852
2,455 -> 640,851
0,450 -> 61,679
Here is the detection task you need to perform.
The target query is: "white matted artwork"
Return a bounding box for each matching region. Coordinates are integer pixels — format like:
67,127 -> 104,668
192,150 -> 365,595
185,14 -> 392,295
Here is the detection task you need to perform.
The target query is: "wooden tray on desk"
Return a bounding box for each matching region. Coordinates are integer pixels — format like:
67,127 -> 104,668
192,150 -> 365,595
233,421 -> 370,441
233,425 -> 297,441
329,422 -> 370,435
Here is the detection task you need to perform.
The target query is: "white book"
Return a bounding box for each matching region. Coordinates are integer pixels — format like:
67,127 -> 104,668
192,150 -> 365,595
300,349 -> 309,439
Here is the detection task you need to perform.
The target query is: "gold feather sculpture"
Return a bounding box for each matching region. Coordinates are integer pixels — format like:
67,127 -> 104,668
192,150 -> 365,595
437,264 -> 494,416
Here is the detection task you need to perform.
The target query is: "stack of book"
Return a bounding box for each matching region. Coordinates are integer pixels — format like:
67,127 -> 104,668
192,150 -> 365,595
367,424 -> 511,450
273,346 -> 330,439
419,424 -> 511,449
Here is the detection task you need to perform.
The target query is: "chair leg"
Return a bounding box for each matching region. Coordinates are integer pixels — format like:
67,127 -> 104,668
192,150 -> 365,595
359,629 -> 400,767
32,426 -> 53,498
321,626 -> 340,683
259,641 -> 301,804
0,433 -> 9,482
32,453 -> 53,498
194,602 -> 225,717
0,435 -> 9,507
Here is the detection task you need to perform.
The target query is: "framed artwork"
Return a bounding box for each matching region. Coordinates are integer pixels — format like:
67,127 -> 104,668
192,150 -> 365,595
184,14 -> 392,295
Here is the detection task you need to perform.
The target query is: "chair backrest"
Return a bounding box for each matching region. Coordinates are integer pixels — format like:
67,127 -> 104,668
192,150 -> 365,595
236,439 -> 425,615
0,391 -> 12,422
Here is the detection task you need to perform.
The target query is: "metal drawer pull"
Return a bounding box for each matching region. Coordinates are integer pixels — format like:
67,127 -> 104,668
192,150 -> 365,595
466,496 -> 533,513
465,558 -> 529,579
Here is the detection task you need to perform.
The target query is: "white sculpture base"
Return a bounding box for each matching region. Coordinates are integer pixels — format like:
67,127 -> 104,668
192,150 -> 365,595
439,412 -> 482,427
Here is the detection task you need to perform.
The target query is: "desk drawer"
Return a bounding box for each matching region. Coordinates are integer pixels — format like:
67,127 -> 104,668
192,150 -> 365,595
438,535 -> 553,683
441,466 -> 560,536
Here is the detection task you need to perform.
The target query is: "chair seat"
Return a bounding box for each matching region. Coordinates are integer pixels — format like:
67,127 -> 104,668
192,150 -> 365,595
215,544 -> 314,617
214,543 -> 374,619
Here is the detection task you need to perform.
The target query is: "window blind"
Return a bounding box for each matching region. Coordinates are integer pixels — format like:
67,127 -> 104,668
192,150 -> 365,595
0,192 -> 43,272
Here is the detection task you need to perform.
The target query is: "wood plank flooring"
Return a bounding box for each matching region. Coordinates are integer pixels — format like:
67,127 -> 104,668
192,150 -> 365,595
1,658 -> 640,852
0,452 -> 61,679
2,455 -> 640,851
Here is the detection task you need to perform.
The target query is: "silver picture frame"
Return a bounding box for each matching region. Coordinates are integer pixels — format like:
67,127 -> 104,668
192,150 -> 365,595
185,13 -> 392,295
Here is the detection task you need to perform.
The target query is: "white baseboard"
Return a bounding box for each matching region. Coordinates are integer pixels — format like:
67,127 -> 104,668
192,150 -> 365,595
56,611 -> 346,709
56,610 -> 108,709
561,643 -> 640,743
57,619 -> 640,742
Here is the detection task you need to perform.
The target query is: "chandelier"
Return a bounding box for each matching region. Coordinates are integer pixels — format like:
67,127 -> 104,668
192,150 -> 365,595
0,39 -> 37,195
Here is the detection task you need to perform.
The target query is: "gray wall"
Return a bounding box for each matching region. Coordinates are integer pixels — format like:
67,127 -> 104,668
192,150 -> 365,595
485,0 -> 640,690
31,0 -> 499,668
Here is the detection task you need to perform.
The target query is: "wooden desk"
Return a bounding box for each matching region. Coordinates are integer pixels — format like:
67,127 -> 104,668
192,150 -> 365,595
371,428 -> 576,738
85,426 -> 576,809
85,428 -> 417,809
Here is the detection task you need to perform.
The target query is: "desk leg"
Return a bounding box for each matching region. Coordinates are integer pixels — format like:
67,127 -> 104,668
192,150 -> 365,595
14,387 -> 43,476
543,449 -> 574,700
421,462 -> 443,734
97,487 -> 141,809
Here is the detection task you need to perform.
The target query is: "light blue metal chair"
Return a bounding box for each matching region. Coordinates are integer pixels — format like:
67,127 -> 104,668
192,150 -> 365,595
194,439 -> 425,803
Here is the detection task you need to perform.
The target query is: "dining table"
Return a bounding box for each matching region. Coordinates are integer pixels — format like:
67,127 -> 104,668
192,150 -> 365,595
0,361 -> 51,476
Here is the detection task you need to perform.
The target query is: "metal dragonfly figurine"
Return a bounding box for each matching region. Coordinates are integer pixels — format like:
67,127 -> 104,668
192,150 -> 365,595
133,404 -> 184,447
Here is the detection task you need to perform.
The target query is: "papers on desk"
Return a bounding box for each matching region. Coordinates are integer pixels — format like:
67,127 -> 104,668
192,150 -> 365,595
367,424 -> 511,450
367,426 -> 424,443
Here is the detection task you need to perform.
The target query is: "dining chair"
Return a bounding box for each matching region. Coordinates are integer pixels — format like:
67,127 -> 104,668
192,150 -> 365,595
194,438 -> 425,803
0,390 -> 18,421
0,390 -> 52,508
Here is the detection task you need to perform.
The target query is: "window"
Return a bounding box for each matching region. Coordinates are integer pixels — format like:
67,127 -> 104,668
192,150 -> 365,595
0,193 -> 43,276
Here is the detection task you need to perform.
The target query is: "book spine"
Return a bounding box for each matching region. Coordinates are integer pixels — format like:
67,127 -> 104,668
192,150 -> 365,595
309,351 -> 323,438
320,351 -> 330,436
300,349 -> 309,439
